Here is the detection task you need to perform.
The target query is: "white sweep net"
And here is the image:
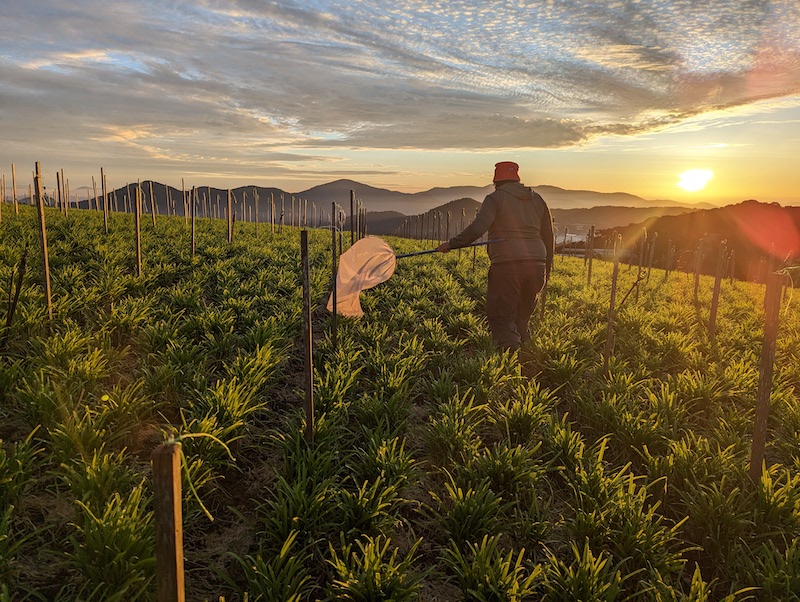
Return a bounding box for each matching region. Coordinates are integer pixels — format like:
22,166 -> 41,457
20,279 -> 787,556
327,237 -> 397,318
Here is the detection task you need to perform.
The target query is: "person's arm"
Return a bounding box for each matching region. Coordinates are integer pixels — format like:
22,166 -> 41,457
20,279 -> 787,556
540,198 -> 555,279
440,196 -> 497,252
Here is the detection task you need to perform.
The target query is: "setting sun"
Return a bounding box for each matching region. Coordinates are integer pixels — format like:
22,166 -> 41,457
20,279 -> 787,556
678,169 -> 714,192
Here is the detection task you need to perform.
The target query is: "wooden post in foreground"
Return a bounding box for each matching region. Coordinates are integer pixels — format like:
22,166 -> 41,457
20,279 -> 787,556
301,230 -> 315,444
748,272 -> 783,483
151,443 -> 185,602
33,162 -> 53,321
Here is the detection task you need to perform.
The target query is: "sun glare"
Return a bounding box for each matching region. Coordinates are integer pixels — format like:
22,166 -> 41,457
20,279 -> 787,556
678,169 -> 713,192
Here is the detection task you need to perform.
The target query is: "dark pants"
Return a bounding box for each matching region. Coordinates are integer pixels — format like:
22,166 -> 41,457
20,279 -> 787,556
486,260 -> 547,352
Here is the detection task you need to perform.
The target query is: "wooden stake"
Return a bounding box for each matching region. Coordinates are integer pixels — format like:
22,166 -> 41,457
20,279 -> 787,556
254,188 -> 260,236
151,443 -> 185,602
301,230 -> 314,444
227,189 -> 233,243
708,240 -> 726,341
603,234 -> 622,374
331,201 -> 338,351
11,163 -> 18,215
191,187 -> 196,258
350,190 -> 355,245
586,225 -> 595,286
34,163 -> 53,321
749,272 -> 783,483
101,168 -> 109,234
135,181 -> 143,278
150,181 -> 157,226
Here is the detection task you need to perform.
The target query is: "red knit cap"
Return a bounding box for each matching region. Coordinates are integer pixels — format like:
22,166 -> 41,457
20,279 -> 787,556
493,161 -> 520,182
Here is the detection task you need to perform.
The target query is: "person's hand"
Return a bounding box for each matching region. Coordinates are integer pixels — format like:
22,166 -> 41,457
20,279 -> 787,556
437,242 -> 451,253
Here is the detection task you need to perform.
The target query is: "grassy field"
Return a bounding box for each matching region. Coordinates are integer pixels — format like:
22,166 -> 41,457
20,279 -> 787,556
1,205 -> 799,601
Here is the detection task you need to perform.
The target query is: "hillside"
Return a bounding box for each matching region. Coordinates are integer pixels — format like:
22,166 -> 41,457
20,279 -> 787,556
606,200 -> 800,279
57,178 -> 710,224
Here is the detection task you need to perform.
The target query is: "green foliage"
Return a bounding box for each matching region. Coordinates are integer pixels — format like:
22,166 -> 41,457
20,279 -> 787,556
429,476 -> 511,546
325,535 -> 425,601
227,531 -> 313,602
442,534 -> 542,601
3,206 -> 800,600
65,484 -> 155,601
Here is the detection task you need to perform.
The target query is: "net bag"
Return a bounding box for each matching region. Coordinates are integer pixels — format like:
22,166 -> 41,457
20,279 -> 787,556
327,237 -> 397,317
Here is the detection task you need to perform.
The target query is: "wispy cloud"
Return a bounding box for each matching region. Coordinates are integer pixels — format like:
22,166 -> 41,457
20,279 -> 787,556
1,0 -> 798,182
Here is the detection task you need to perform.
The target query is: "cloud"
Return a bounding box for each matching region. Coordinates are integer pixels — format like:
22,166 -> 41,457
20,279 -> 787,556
1,0 -> 799,174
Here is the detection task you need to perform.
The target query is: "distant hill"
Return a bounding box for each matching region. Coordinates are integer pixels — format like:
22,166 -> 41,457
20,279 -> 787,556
297,179 -> 709,214
66,178 -> 715,227
364,199 -> 700,239
603,200 -> 800,280
551,205 -> 699,235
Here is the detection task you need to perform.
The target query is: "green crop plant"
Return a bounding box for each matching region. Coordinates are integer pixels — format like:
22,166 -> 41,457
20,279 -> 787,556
351,432 -> 417,491
458,443 -> 544,502
3,205 -> 800,599
428,476 -> 511,547
425,388 -> 486,466
541,541 -> 632,601
65,484 -> 154,601
442,534 -> 542,601
59,446 -> 139,511
225,531 -> 313,602
487,380 -> 554,446
325,535 -> 426,602
333,477 -> 404,542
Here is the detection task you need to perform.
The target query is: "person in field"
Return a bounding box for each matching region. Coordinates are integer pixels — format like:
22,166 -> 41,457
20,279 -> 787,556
437,161 -> 554,353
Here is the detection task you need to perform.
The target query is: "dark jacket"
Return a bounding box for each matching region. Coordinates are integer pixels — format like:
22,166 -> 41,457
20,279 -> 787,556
448,182 -> 554,272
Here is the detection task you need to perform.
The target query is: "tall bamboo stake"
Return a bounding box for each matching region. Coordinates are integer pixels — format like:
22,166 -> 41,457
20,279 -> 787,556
254,189 -> 260,236
331,201 -> 338,351
150,181 -> 157,226
101,168 -> 109,234
135,181 -> 143,278
603,235 -> 622,374
227,189 -> 233,243
586,225 -> 595,286
182,179 -> 187,226
635,228 -> 647,302
34,163 -> 53,321
11,163 -> 18,215
301,230 -> 314,444
646,232 -> 658,283
191,187 -> 197,258
350,190 -> 355,245
693,238 -> 704,302
708,240 -> 727,341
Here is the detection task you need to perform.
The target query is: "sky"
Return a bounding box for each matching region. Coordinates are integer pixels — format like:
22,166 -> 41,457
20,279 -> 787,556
1,0 -> 799,206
